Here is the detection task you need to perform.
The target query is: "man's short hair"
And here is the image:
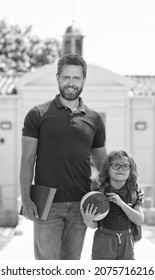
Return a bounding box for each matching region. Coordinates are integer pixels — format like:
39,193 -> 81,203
57,54 -> 87,78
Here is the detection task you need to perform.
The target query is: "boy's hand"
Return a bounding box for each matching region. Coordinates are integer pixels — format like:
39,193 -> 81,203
80,204 -> 100,227
106,192 -> 122,206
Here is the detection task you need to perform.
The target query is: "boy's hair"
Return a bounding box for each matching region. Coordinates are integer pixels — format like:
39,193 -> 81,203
57,54 -> 87,78
99,150 -> 138,191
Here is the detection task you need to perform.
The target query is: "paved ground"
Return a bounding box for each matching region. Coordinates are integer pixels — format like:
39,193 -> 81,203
0,217 -> 155,260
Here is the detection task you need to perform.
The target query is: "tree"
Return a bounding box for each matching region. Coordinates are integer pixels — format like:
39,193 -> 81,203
0,19 -> 61,73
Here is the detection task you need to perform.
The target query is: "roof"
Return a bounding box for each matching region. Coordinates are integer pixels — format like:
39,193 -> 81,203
0,73 -> 21,95
64,25 -> 83,36
1,70 -> 155,97
126,75 -> 155,96
15,63 -> 133,89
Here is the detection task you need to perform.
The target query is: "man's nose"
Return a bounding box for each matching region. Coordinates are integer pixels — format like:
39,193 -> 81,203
68,78 -> 74,85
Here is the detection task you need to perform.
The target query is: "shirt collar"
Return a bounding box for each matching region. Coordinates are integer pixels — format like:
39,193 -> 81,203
54,94 -> 86,114
109,183 -> 128,197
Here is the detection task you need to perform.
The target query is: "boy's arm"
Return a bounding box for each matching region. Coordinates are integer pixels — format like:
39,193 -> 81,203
121,203 -> 144,226
107,193 -> 144,226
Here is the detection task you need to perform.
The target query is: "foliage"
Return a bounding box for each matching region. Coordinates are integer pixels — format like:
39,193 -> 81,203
0,19 -> 61,73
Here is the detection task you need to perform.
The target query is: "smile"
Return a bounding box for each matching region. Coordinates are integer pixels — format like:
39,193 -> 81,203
66,87 -> 76,91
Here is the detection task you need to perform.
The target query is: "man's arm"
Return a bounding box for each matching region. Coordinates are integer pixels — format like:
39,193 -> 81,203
20,136 -> 38,220
91,146 -> 106,172
90,147 -> 106,190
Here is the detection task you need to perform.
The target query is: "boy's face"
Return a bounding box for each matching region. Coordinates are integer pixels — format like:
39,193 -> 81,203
109,156 -> 130,186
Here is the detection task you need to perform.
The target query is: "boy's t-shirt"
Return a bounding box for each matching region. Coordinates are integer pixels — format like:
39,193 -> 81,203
99,184 -> 143,231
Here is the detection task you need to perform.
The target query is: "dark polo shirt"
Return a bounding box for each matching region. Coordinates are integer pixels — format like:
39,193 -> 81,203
22,95 -> 105,202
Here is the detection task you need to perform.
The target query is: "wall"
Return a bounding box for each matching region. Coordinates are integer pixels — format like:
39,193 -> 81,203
129,96 -> 155,210
0,96 -> 20,226
0,64 -> 153,226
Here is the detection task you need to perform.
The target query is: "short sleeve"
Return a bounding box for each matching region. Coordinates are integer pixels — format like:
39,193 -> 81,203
92,114 -> 106,148
22,107 -> 40,139
135,188 -> 144,207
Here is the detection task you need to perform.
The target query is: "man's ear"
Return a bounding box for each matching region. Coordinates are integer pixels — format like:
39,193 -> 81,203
83,77 -> 86,84
56,73 -> 59,81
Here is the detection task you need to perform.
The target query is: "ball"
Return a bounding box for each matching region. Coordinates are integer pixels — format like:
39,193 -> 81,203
80,191 -> 110,221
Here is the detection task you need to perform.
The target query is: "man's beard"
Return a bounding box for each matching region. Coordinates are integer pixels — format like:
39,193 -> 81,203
58,85 -> 83,101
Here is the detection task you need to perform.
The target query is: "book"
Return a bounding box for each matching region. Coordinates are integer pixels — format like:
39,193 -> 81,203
19,184 -> 57,220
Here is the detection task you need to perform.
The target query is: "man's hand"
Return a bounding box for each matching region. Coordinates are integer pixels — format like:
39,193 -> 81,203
22,200 -> 39,221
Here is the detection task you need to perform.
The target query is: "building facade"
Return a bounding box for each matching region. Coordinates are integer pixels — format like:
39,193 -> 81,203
0,26 -> 155,226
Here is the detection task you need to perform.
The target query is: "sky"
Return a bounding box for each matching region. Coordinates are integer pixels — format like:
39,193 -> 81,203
0,0 -> 155,75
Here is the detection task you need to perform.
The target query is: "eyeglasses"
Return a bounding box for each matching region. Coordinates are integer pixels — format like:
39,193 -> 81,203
110,163 -> 131,171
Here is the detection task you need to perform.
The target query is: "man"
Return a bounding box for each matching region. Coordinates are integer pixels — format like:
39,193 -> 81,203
20,54 -> 106,260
